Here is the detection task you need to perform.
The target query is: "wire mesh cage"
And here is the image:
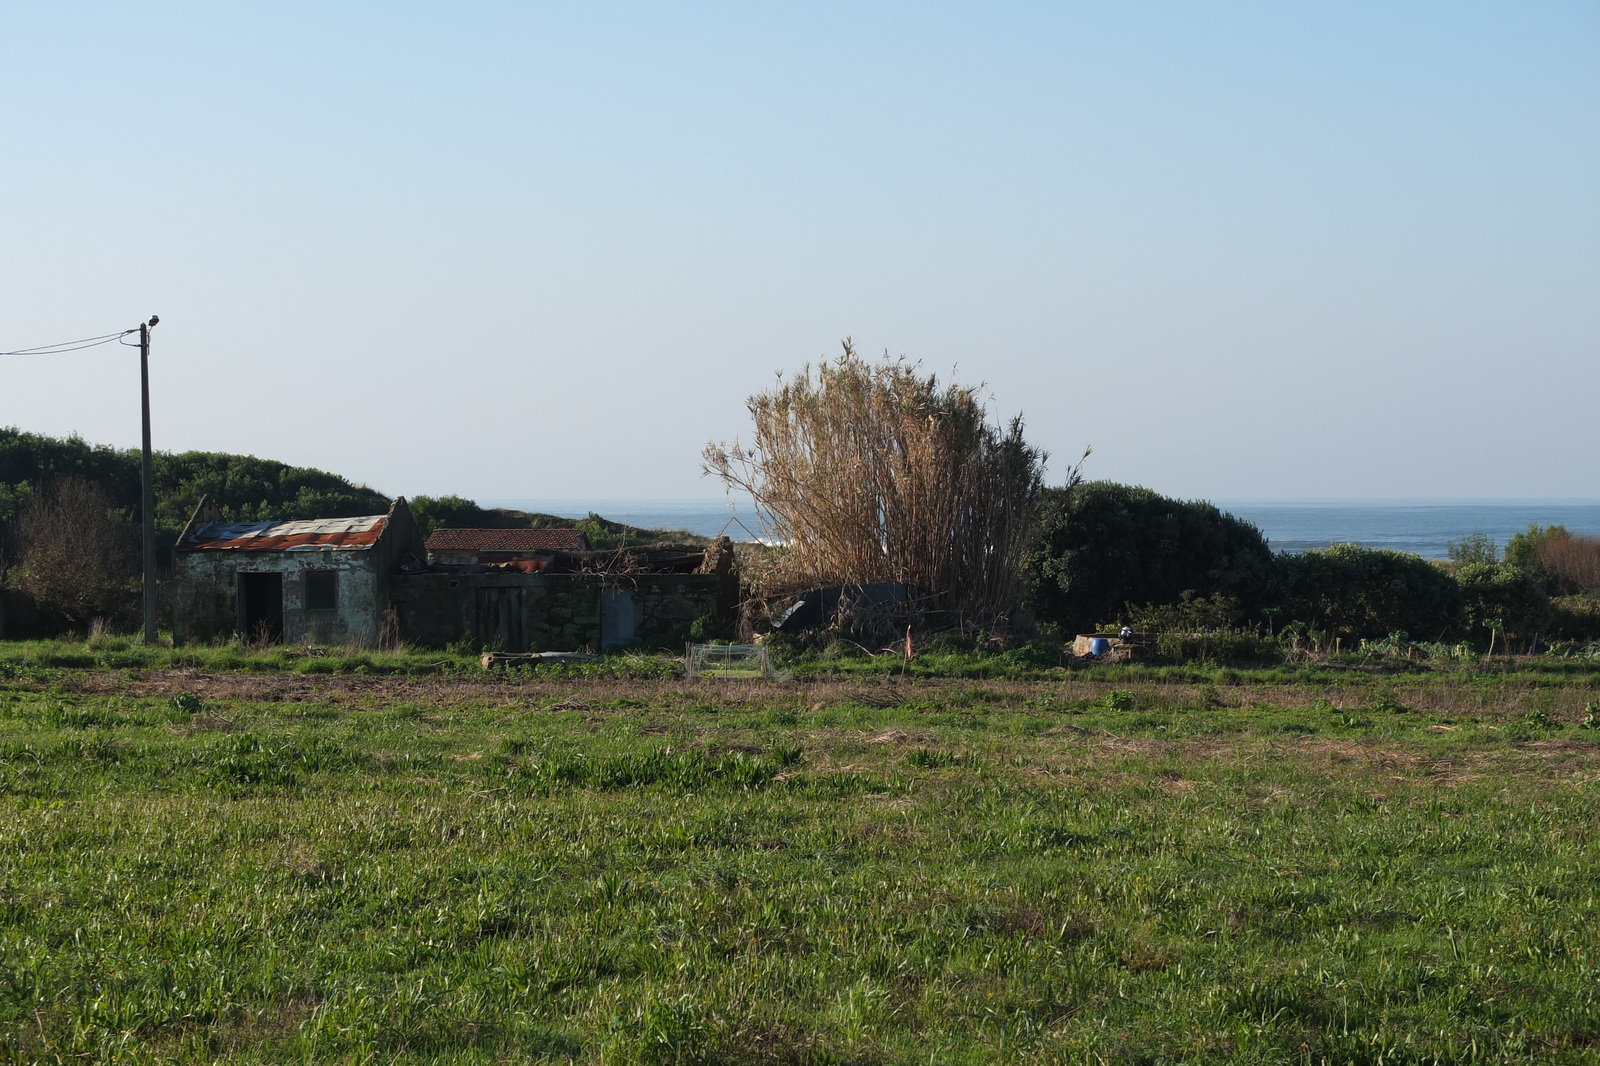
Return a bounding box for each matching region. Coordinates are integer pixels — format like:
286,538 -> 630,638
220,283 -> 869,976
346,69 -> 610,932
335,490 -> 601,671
684,643 -> 775,679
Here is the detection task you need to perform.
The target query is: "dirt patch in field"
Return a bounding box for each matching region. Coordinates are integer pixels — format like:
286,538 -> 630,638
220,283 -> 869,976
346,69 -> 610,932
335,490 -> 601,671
1041,733 -> 1600,788
846,728 -> 938,745
1423,763 -> 1481,785
38,667 -> 1595,721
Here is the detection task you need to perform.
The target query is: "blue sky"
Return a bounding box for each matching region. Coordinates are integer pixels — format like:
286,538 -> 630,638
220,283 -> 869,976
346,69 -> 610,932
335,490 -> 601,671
2,2 -> 1595,502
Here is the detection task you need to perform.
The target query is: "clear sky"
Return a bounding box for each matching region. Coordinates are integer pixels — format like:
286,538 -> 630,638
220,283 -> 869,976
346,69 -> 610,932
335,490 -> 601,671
3,2 -> 1596,503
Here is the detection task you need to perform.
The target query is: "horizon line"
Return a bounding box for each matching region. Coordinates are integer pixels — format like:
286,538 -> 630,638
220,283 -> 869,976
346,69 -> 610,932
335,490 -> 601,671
480,496 -> 1600,507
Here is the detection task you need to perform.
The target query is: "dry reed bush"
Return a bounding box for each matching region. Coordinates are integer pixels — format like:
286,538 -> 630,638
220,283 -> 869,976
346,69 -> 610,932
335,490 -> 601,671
1538,531 -> 1600,593
705,342 -> 1046,631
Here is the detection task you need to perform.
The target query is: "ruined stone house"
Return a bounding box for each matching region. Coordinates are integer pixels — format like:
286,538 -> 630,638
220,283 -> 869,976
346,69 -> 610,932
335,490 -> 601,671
390,538 -> 738,651
170,497 -> 738,651
170,497 -> 426,646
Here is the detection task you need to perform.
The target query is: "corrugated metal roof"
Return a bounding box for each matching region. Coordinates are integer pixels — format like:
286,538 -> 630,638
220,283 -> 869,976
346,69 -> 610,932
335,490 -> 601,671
426,528 -> 589,553
184,515 -> 388,552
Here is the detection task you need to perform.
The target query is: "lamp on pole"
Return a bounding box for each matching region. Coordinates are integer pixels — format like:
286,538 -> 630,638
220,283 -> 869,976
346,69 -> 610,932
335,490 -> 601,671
140,315 -> 159,645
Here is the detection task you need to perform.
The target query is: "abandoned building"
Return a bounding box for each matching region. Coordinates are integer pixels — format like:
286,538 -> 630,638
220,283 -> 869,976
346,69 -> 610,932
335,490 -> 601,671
424,527 -> 589,568
170,496 -> 738,651
171,497 -> 427,646
390,538 -> 738,651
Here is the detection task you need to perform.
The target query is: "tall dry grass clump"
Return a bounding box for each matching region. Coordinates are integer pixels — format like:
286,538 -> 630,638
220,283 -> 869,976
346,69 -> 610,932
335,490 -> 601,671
704,342 -> 1047,631
1538,532 -> 1600,593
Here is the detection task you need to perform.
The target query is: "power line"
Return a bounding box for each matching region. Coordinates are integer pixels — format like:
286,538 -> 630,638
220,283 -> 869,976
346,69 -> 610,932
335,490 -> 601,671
0,329 -> 138,357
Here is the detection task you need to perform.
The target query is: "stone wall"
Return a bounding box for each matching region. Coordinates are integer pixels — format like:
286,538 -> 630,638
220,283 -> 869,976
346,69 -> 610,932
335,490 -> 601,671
629,573 -> 725,647
390,572 -> 723,652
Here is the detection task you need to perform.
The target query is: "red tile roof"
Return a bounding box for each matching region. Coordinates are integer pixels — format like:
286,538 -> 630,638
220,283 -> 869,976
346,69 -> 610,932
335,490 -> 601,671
425,528 -> 588,553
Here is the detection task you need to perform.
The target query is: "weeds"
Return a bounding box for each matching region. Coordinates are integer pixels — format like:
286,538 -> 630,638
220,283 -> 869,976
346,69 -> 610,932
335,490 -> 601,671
170,691 -> 205,715
907,746 -> 956,768
0,658 -> 1598,1061
1101,689 -> 1135,712
506,746 -> 792,793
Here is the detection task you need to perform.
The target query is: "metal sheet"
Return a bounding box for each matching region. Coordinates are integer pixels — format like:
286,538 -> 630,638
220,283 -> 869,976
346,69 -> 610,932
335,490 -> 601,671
184,515 -> 387,552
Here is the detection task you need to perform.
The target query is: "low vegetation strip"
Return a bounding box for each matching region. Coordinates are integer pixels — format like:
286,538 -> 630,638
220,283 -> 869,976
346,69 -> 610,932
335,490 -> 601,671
0,665 -> 1597,1063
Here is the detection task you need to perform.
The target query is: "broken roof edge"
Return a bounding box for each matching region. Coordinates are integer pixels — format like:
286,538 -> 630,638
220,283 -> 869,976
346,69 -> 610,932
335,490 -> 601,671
174,494 -> 224,552
384,495 -> 426,559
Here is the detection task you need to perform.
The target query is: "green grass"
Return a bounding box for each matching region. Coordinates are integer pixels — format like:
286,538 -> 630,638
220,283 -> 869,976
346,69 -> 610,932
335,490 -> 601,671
0,652 -> 1598,1062
0,634 -> 479,676
0,636 -> 685,683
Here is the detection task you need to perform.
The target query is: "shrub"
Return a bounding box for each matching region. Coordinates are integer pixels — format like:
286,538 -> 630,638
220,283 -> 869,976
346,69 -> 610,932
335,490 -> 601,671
1128,591 -> 1243,633
1505,523 -> 1566,572
1025,481 -> 1273,635
1456,563 -> 1553,648
687,612 -> 734,642
1549,594 -> 1600,642
1537,531 -> 1600,594
1153,628 -> 1280,664
11,477 -> 136,628
1272,545 -> 1463,641
408,494 -> 490,533
1447,532 -> 1498,566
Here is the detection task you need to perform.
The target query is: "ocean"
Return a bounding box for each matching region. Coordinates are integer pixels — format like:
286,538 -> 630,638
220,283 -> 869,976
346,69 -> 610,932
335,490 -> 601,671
482,498 -> 1600,560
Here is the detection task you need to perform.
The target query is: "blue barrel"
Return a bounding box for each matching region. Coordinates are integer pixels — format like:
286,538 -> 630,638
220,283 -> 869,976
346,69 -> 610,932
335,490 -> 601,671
1089,637 -> 1111,657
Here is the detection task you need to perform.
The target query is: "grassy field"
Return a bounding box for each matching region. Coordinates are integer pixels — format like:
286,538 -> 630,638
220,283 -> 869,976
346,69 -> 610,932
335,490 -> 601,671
1,644 -> 1598,1063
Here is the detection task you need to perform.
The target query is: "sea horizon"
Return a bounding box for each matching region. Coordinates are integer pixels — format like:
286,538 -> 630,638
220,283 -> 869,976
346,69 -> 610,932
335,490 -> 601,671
481,497 -> 1600,559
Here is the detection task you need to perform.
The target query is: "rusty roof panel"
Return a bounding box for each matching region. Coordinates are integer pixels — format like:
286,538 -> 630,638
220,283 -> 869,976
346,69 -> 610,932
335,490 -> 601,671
184,515 -> 388,552
426,528 -> 589,553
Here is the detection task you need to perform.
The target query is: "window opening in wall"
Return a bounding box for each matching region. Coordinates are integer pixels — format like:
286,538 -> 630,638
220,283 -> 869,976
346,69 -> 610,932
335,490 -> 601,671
305,570 -> 338,611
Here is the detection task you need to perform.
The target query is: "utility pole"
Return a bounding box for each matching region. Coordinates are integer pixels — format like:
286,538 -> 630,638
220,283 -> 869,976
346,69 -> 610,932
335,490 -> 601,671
140,316 -> 159,644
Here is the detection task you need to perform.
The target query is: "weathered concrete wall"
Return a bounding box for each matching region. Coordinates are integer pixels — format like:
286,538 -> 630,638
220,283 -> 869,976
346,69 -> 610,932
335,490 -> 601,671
170,498 -> 425,648
389,572 -> 600,651
390,572 -> 722,652
171,550 -> 382,646
371,500 -> 427,614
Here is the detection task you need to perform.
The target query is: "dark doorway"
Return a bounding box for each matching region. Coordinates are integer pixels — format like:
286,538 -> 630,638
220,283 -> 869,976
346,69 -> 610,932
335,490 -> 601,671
475,587 -> 527,651
239,572 -> 284,643
600,588 -> 636,649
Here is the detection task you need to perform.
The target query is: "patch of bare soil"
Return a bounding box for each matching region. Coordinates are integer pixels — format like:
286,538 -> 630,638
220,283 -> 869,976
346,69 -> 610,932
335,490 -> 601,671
843,728 -> 937,745
1050,734 -> 1600,789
